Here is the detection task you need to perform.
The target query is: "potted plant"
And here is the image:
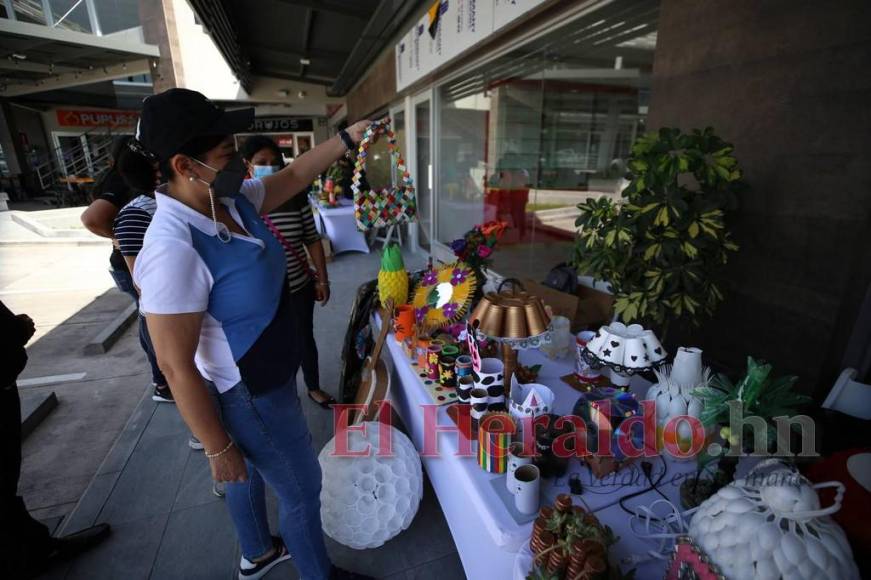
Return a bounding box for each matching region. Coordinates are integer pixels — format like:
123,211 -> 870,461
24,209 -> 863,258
679,357 -> 812,508
573,127 -> 743,335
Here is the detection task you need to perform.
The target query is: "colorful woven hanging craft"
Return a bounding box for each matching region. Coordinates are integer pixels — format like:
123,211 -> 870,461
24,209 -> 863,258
352,119 -> 417,231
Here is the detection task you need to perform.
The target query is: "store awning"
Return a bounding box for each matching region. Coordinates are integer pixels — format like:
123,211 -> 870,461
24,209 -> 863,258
186,0 -> 420,96
0,19 -> 159,97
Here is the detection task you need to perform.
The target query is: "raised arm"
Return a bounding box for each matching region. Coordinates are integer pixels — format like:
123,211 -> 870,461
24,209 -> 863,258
146,312 -> 247,482
259,120 -> 373,214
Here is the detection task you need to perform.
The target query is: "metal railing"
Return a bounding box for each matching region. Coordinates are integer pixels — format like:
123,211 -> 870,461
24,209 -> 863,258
33,131 -> 116,193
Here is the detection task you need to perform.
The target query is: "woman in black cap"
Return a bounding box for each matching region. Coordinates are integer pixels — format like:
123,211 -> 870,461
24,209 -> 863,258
117,88 -> 373,580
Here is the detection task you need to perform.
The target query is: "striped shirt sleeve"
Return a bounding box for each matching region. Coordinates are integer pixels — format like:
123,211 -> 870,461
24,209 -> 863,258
299,203 -> 321,246
113,207 -> 152,257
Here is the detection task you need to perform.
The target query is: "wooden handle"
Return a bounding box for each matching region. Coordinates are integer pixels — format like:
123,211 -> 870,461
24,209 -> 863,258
368,298 -> 394,371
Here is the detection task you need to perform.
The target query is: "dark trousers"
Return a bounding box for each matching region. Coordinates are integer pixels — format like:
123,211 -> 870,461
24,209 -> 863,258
291,282 -> 320,391
0,382 -> 55,578
109,268 -> 167,386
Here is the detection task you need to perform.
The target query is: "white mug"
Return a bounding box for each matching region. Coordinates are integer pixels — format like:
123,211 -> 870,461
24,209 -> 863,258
512,464 -> 540,515
506,442 -> 533,492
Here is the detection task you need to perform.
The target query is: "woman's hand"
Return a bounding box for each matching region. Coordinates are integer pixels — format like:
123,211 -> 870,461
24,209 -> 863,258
208,444 -> 248,482
346,120 -> 375,145
315,282 -> 330,306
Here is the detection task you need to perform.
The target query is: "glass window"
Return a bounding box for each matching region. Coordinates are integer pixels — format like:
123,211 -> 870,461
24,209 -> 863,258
436,2 -> 658,281
414,100 -> 432,250
49,0 -> 93,32
392,109 -> 406,153
93,0 -> 140,34
12,0 -> 48,25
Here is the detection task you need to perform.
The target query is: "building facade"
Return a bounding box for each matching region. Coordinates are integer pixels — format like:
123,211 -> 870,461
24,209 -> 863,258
342,0 -> 871,398
0,0 -> 340,198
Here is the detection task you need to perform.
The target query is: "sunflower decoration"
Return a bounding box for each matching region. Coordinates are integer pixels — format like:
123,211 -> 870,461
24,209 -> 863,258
412,262 -> 477,332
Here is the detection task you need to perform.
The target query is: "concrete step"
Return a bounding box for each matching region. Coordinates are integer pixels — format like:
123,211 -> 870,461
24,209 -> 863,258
84,302 -> 138,355
20,390 -> 59,440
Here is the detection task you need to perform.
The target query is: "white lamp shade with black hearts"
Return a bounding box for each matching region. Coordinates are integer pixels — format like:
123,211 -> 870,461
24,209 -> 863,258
582,322 -> 666,374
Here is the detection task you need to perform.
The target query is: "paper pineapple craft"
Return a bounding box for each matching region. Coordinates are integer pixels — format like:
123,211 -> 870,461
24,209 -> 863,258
378,243 -> 409,307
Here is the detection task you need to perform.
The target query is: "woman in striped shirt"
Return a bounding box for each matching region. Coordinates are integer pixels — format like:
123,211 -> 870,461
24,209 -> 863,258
241,136 -> 336,409
113,193 -> 207,451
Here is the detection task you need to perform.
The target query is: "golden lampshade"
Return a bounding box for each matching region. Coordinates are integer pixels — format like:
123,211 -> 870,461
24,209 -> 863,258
467,283 -> 552,398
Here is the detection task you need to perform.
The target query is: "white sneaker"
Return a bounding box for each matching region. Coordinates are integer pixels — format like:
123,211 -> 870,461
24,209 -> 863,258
188,436 -> 204,450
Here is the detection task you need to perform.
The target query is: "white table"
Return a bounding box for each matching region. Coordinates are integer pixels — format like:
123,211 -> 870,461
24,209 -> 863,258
312,200 -> 370,254
375,315 -> 719,580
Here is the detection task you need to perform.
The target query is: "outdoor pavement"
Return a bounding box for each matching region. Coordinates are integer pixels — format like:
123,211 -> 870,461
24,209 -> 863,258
2,207 -> 153,532
4,209 -> 464,580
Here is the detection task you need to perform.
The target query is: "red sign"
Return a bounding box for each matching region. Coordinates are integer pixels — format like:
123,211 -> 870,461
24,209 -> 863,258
56,109 -> 139,128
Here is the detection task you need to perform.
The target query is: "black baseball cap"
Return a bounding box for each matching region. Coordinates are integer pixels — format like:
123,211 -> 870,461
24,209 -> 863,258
134,88 -> 254,161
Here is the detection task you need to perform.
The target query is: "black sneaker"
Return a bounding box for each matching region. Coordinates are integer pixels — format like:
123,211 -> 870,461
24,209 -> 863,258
238,536 -> 291,580
152,384 -> 175,403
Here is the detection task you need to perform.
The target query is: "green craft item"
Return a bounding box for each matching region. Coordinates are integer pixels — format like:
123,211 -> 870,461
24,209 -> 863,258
441,345 -> 460,357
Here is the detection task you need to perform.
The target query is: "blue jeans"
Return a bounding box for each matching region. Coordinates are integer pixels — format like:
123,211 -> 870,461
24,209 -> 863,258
210,379 -> 332,579
109,268 -> 166,386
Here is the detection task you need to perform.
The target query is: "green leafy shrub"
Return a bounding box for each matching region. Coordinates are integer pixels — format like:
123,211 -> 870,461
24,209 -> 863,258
573,127 -> 743,331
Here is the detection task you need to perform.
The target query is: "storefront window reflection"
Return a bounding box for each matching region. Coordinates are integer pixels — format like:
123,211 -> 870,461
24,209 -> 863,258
436,11 -> 656,281
49,0 -> 93,32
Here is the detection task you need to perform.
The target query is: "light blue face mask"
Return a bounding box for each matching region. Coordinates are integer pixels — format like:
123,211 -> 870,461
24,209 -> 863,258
252,165 -> 279,178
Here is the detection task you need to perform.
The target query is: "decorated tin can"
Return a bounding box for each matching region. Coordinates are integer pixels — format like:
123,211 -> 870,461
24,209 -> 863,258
426,344 -> 443,380
477,412 -> 514,473
455,354 -> 474,379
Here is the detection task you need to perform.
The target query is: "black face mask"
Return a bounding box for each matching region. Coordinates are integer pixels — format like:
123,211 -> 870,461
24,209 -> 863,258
192,153 -> 247,244
194,153 -> 246,197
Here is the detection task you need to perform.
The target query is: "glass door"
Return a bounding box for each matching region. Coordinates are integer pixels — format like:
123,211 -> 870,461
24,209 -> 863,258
412,92 -> 433,251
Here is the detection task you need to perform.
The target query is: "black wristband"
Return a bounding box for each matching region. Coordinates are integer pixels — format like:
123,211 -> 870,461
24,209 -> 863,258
338,129 -> 356,151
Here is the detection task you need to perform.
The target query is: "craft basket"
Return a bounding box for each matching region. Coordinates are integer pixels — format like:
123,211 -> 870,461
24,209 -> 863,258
352,119 -> 417,231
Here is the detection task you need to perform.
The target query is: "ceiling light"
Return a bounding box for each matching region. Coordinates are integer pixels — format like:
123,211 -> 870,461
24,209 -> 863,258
298,91 -> 307,99
300,58 -> 311,66
277,89 -> 289,97
11,53 -> 27,60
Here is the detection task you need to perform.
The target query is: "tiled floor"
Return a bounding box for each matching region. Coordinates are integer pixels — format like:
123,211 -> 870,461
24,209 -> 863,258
41,247 -> 466,580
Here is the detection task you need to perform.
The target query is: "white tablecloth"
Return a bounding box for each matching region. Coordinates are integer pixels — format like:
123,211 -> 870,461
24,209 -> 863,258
313,201 -> 369,254
375,315 -> 740,580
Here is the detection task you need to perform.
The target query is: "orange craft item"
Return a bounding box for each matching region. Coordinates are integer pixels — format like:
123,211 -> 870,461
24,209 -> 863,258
393,305 -> 415,342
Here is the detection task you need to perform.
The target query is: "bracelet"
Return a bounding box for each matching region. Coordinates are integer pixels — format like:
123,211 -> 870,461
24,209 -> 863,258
205,440 -> 234,459
338,129 -> 356,151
